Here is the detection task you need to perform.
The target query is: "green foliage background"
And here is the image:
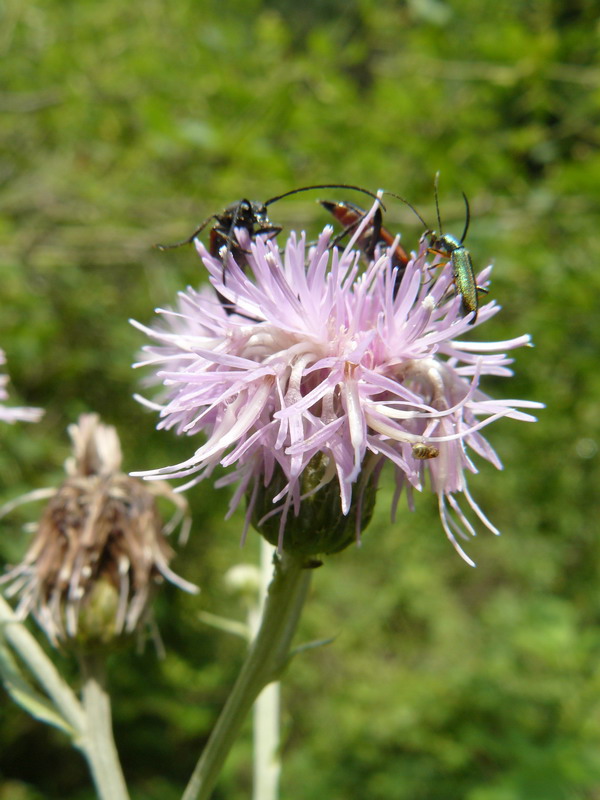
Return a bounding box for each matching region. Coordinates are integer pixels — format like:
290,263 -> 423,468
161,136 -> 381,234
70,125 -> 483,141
1,0 -> 599,797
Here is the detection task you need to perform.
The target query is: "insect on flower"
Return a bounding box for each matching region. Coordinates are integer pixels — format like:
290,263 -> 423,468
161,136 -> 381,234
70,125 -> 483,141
412,443 -> 440,460
156,198 -> 280,260
387,173 -> 488,323
155,185 -> 382,260
156,185 -> 382,315
132,194 -> 543,565
320,199 -> 410,296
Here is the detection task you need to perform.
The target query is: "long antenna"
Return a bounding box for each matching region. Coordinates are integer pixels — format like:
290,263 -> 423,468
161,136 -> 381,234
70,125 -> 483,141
265,184 -> 384,209
156,185 -> 385,251
460,191 -> 470,244
384,191 -> 429,230
433,171 -> 443,234
155,214 -> 216,250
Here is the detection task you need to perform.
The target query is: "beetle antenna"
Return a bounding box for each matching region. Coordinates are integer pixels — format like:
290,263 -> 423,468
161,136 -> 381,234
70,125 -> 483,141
384,191 -> 429,230
460,191 -> 470,244
155,214 -> 216,250
433,171 -> 443,234
264,184 -> 385,210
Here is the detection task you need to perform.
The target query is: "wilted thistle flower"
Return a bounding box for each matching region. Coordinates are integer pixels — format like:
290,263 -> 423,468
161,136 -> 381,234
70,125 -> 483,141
132,199 -> 542,565
0,349 -> 43,424
1,414 -> 197,645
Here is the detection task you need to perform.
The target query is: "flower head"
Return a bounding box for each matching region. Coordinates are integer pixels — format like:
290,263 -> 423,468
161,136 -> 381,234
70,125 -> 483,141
0,349 -> 43,424
133,198 -> 542,564
1,414 -> 196,645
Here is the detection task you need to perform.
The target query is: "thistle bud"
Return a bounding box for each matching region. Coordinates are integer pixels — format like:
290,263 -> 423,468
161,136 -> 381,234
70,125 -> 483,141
250,453 -> 378,558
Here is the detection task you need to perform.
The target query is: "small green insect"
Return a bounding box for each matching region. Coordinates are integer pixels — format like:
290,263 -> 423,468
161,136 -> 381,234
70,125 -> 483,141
388,174 -> 488,323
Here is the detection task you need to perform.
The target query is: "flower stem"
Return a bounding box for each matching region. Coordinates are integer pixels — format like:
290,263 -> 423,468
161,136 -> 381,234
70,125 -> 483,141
252,677 -> 280,800
182,552 -> 311,800
250,540 -> 281,800
0,597 -> 128,799
79,653 -> 130,800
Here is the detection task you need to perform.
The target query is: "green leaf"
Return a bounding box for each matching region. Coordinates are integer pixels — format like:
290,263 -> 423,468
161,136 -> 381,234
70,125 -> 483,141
0,642 -> 76,737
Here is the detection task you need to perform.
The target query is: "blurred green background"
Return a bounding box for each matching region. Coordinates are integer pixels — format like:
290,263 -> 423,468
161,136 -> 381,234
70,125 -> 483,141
1,0 -> 599,798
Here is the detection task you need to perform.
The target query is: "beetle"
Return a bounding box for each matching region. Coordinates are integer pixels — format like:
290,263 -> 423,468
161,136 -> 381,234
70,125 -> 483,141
156,184 -> 382,257
156,185 -> 382,315
320,200 -> 410,296
387,174 -> 486,322
156,198 -> 279,262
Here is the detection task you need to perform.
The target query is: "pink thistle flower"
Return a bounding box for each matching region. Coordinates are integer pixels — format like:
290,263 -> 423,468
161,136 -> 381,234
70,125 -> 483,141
0,350 -> 43,424
132,198 -> 542,565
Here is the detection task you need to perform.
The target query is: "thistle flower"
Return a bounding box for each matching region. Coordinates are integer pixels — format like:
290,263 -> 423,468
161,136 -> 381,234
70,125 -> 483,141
0,349 -> 43,424
132,198 -> 542,564
1,414 -> 197,645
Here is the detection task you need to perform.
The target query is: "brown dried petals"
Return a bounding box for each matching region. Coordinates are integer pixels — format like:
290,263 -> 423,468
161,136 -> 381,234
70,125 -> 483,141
2,414 -> 197,645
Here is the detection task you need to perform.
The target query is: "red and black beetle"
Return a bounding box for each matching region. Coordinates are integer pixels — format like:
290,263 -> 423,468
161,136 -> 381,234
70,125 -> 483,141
321,200 -> 410,296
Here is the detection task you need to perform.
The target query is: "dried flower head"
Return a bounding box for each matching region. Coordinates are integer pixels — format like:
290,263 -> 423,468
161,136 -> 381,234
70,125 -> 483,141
0,349 -> 43,424
133,197 -> 542,564
1,414 -> 197,645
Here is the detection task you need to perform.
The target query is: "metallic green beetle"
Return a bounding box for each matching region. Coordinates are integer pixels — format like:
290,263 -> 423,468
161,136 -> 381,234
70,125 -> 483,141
388,174 -> 486,323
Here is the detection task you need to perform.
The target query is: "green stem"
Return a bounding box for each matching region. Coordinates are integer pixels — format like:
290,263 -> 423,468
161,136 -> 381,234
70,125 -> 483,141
0,597 -> 128,799
79,653 -> 130,800
252,674 -> 280,800
251,540 -> 281,800
182,552 -> 311,800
